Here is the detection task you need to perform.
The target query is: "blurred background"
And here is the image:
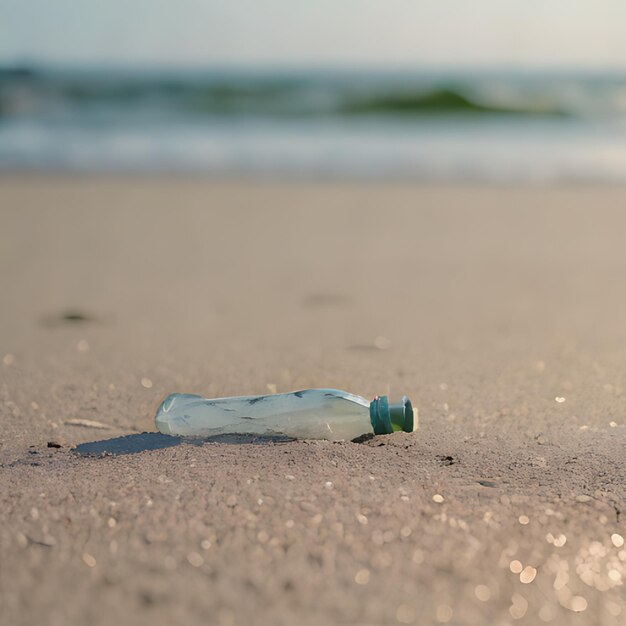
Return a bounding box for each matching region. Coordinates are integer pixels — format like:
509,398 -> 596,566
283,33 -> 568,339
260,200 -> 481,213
2,0 -> 626,182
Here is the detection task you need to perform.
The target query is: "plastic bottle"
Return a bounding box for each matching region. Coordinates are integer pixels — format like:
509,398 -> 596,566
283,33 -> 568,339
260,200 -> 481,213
155,388 -> 416,442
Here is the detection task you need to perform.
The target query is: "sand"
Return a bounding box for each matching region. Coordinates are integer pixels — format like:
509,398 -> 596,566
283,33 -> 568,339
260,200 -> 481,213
0,176 -> 624,625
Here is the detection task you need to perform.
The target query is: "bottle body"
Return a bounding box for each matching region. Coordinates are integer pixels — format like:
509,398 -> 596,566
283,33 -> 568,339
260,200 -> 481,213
155,388 -> 373,441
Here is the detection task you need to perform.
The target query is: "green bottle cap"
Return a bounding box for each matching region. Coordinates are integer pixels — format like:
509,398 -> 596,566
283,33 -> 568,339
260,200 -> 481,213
369,395 -> 416,435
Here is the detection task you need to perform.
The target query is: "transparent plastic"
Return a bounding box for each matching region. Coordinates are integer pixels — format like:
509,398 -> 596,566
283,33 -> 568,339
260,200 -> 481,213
155,388 -> 373,441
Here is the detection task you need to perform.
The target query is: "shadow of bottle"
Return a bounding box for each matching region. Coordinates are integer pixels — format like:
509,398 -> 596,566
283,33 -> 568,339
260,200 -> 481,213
73,431 -> 294,456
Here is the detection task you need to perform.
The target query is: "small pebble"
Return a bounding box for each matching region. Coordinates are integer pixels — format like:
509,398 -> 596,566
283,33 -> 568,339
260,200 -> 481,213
82,553 -> 97,568
141,377 -> 153,389
433,494 -> 444,503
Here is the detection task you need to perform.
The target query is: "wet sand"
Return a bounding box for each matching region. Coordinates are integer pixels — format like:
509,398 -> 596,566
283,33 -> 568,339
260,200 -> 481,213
1,177 -> 624,625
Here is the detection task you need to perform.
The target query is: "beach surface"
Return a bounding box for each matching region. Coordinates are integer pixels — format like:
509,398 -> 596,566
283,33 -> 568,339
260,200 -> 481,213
1,177 -> 624,625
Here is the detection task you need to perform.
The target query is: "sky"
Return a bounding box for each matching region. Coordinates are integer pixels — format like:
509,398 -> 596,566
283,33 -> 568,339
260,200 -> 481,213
1,0 -> 625,69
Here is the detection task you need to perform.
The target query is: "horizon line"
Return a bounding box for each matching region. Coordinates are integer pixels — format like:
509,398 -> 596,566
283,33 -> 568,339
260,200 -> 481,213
3,59 -> 626,76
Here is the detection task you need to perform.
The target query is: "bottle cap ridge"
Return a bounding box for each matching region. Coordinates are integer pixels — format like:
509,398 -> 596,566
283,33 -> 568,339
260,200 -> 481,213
369,395 -> 415,434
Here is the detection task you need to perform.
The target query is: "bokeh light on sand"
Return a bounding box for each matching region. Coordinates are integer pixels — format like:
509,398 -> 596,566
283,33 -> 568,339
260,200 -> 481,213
607,569 -> 621,583
605,599 -> 622,617
569,596 -> 588,612
538,604 -> 557,622
520,566 -> 537,584
553,567 -> 569,590
395,603 -> 415,623
546,532 -> 567,547
474,584 -> 491,601
186,552 -> 204,567
412,549 -> 424,564
354,568 -> 370,585
435,604 -> 453,623
509,593 -> 528,619
572,537 -> 626,592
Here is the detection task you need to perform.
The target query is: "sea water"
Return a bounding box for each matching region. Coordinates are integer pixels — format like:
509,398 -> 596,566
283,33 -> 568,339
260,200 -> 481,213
2,66 -> 626,182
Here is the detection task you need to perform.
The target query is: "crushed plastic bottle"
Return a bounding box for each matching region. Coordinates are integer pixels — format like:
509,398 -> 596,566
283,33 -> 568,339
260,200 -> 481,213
155,388 -> 417,442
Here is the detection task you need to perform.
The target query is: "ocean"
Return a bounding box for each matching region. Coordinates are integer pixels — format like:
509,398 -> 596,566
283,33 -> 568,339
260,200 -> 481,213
1,66 -> 626,183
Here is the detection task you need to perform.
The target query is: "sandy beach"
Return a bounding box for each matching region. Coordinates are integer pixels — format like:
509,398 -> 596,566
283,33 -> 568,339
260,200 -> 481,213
1,176 -> 624,625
